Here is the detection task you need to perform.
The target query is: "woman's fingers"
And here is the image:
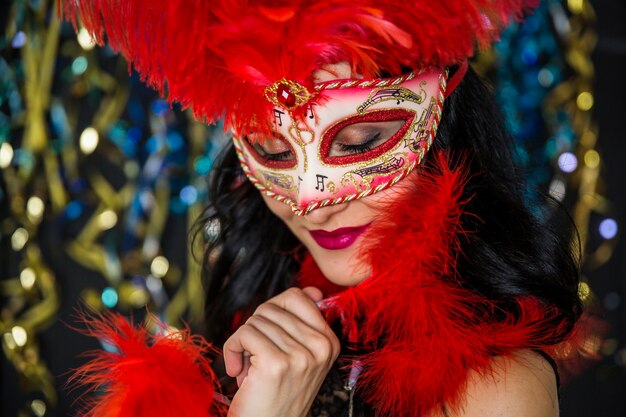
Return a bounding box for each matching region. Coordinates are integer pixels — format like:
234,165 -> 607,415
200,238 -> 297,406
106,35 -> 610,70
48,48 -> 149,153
263,287 -> 329,333
251,303 -> 339,361
223,323 -> 280,378
236,353 -> 251,387
224,287 -> 341,417
224,287 -> 339,382
301,286 -> 323,302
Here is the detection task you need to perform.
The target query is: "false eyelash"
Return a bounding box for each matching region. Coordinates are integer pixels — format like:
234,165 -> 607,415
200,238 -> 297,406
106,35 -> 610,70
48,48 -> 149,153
263,150 -> 294,161
336,133 -> 381,155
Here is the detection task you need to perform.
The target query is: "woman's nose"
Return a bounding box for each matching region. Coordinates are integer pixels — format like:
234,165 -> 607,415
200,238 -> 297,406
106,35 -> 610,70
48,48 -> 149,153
301,201 -> 350,225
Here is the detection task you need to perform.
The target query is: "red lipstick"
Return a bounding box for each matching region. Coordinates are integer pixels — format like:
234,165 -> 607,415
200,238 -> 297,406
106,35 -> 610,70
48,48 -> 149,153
309,225 -> 370,250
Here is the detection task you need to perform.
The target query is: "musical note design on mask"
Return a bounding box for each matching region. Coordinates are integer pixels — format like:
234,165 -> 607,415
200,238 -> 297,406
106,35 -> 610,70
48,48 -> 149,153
274,109 -> 286,127
315,174 -> 329,192
352,156 -> 405,177
409,98 -> 436,152
340,155 -> 406,192
357,85 -> 427,113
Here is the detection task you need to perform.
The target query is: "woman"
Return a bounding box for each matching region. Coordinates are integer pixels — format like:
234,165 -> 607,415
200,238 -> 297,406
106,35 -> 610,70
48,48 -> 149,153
202,65 -> 582,417
67,1 -> 582,417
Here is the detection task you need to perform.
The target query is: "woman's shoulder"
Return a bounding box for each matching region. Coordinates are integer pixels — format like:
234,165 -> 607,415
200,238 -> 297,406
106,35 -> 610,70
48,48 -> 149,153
446,349 -> 559,417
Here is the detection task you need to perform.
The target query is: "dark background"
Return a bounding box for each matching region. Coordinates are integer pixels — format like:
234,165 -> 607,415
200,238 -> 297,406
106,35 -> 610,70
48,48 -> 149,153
559,0 -> 626,415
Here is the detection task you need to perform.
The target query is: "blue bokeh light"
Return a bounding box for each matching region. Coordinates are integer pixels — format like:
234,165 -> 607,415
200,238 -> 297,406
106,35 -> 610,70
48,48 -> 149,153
599,218 -> 618,240
179,185 -> 198,205
101,287 -> 119,308
65,201 -> 84,219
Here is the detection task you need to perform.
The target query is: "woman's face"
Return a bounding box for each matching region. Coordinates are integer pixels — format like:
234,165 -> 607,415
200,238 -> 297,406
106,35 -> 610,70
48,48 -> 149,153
258,62 -> 417,286
262,174 -> 414,286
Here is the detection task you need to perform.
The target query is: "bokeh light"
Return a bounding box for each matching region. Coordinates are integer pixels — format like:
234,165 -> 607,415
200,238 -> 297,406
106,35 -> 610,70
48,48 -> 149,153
0,142 -> 14,168
179,185 -> 198,205
98,210 -> 118,230
20,268 -> 36,290
576,91 -> 594,111
71,57 -> 88,75
31,400 -> 47,417
150,256 -> 170,278
549,179 -> 566,201
77,27 -> 96,50
584,150 -> 600,169
11,228 -> 29,251
101,287 -> 119,308
26,196 -> 45,223
11,31 -> 26,48
558,152 -> 578,173
11,326 -> 28,347
599,218 -> 618,239
79,127 -> 99,154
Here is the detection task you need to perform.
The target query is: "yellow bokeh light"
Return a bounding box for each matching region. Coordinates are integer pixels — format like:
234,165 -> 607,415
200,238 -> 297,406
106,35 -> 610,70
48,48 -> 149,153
77,27 -> 96,50
584,150 -> 600,169
20,268 -> 36,290
567,0 -> 584,14
98,210 -> 118,230
11,326 -> 28,347
3,332 -> 17,350
0,142 -> 14,168
576,92 -> 594,111
151,256 -> 170,278
26,196 -> 45,222
31,400 -> 47,417
11,228 -> 29,251
80,127 -> 99,154
578,282 -> 591,301
124,161 -> 140,178
129,288 -> 150,307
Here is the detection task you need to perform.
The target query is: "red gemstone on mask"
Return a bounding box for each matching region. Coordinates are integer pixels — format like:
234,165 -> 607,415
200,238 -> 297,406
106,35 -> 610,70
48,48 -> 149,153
276,84 -> 296,108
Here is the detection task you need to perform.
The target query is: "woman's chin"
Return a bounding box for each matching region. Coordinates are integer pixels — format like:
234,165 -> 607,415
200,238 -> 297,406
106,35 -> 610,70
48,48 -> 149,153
310,251 -> 371,287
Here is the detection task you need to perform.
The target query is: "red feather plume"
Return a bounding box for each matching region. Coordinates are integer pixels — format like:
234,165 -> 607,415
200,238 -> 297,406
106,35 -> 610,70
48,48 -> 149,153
70,312 -> 225,417
63,0 -> 538,135
299,152 -> 573,417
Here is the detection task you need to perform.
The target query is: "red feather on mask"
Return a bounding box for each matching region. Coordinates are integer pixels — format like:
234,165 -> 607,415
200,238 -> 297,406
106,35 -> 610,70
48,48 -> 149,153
63,0 -> 538,136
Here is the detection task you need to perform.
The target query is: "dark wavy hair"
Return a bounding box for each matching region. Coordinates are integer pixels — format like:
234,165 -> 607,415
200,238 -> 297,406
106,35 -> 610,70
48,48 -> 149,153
198,67 -> 582,346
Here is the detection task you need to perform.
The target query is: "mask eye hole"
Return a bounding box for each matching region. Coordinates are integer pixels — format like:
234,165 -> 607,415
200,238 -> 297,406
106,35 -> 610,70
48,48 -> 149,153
243,132 -> 297,169
320,109 -> 415,165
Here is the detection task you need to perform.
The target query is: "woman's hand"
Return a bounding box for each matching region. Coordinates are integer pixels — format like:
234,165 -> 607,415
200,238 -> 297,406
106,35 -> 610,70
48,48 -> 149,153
223,287 -> 340,417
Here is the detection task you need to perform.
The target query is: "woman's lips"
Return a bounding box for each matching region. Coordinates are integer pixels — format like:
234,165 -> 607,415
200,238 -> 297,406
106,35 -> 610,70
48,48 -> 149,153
309,225 -> 370,250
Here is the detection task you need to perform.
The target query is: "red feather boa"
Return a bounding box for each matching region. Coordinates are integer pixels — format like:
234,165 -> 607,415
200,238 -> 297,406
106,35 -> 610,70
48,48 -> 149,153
70,312 -> 224,417
298,153 -> 571,416
72,155 -> 575,417
63,0 -> 538,136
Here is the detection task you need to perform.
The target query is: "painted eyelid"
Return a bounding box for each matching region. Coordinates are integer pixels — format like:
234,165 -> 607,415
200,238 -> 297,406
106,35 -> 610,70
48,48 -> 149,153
333,136 -> 381,155
334,132 -> 382,148
253,135 -> 292,151
243,133 -> 297,168
320,109 -> 415,165
253,143 -> 293,157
